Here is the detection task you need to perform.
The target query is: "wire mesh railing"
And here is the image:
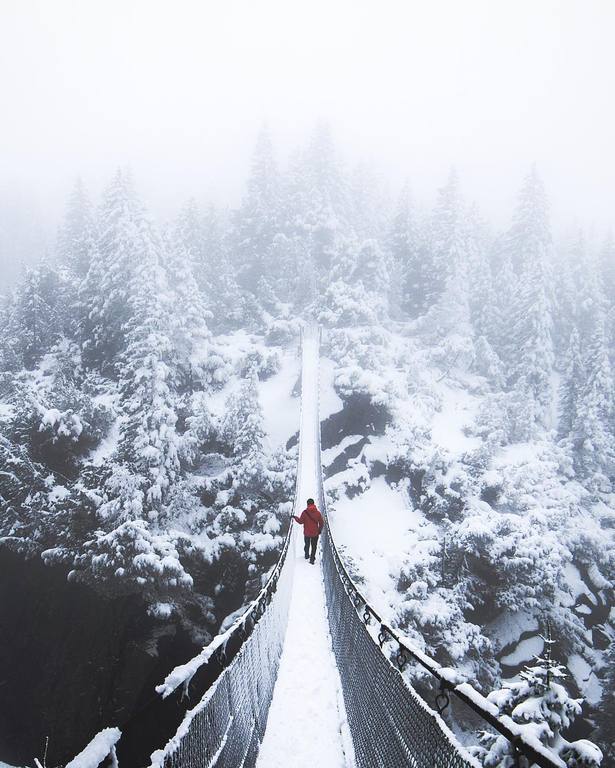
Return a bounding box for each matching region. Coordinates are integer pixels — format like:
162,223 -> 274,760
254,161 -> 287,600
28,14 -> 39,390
314,327 -> 563,768
151,524 -> 296,768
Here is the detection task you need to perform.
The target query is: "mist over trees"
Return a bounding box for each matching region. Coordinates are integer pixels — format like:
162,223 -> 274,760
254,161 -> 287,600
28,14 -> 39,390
0,126 -> 614,764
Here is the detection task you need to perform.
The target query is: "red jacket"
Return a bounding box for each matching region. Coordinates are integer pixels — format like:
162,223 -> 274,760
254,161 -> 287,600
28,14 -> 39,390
293,503 -> 324,537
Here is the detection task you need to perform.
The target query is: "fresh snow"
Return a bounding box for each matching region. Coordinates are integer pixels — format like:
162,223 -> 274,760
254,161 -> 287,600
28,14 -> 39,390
330,476 -> 419,621
319,355 -> 344,420
89,416 -> 122,466
257,327 -> 352,768
64,727 -> 121,768
430,382 -> 481,456
259,347 -> 300,448
486,610 -> 540,653
321,434 -> 364,465
0,403 -> 14,421
568,653 -> 603,705
48,484 -> 70,503
561,563 -> 594,606
500,635 -> 544,667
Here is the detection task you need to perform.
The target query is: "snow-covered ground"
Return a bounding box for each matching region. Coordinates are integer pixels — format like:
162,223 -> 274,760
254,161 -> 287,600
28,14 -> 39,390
430,380 -> 481,456
330,476 -> 418,621
259,346 -> 300,449
257,327 -> 352,768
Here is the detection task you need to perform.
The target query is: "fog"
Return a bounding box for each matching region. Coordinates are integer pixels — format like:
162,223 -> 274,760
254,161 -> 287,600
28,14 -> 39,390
1,0 -> 614,283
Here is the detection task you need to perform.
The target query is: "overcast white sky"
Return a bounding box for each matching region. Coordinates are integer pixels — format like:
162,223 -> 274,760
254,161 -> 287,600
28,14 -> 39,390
0,0 -> 614,251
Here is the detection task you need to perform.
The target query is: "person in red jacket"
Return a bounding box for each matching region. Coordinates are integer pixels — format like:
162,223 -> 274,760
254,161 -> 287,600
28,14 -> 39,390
292,498 -> 324,564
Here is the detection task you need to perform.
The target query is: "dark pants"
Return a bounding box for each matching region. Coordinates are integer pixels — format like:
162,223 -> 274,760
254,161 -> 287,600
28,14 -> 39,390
304,536 -> 319,563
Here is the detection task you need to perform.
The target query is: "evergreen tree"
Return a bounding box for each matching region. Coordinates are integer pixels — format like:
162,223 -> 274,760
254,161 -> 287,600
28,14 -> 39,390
234,126 -> 281,297
80,170 -> 149,374
106,238 -> 181,521
424,169 -> 474,339
286,124 -> 350,299
163,230 -> 228,393
388,185 -> 429,319
504,165 -> 552,276
466,206 -> 497,344
559,327 -> 583,439
572,232 -> 605,344
488,233 -> 518,366
173,201 -> 246,331
200,204 -> 226,291
223,366 -> 266,489
57,178 -> 97,278
349,162 -> 387,240
321,235 -> 389,327
571,311 -> 614,485
507,169 -> 555,434
5,262 -> 62,369
430,169 -> 463,299
472,651 -> 602,768
174,198 -> 205,269
599,232 -> 615,309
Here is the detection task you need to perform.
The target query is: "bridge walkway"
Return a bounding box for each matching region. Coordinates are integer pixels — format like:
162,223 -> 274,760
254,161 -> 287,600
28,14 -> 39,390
256,327 -> 352,767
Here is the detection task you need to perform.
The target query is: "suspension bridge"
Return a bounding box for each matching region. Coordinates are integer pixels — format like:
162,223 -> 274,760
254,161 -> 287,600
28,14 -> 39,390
67,327 -> 565,768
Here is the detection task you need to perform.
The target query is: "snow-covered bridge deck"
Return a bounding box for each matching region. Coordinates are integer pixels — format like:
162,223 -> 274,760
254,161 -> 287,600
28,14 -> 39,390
256,328 -> 351,767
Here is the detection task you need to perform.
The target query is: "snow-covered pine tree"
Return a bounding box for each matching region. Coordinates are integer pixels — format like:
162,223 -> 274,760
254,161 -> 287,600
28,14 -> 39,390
507,168 -> 555,435
422,169 -> 476,345
174,198 -> 205,270
466,205 -> 497,342
201,203 -> 225,278
173,200 -> 246,331
430,169 -> 463,304
5,261 -> 62,369
321,234 -> 389,328
99,209 -> 181,522
163,229 -> 228,394
571,310 -> 615,487
234,126 -> 282,301
488,233 -> 518,368
599,232 -> 615,310
553,232 -> 584,359
223,365 -> 266,490
285,124 -> 351,300
466,208 -> 505,385
80,169 -> 144,374
572,232 -> 605,344
504,165 -> 552,276
57,178 -> 97,279
387,185 -> 429,319
348,161 -> 387,241
472,650 -> 602,767
559,326 -> 583,440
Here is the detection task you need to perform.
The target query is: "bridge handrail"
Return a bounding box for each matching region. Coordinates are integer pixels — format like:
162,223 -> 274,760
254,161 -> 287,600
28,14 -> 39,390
156,514 -> 294,700
322,518 -> 564,768
315,327 -> 563,768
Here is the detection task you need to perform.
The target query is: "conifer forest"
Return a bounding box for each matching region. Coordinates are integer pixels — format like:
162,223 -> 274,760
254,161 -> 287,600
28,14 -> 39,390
0,3 -> 614,768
